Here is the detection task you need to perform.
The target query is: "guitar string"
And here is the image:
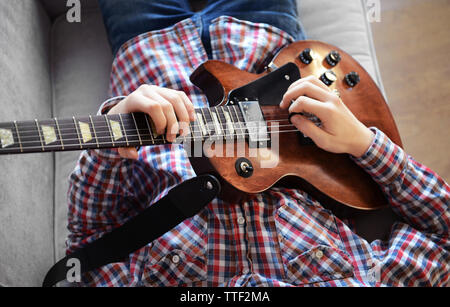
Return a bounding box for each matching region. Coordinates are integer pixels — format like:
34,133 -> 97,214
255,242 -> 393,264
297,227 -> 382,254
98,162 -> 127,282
6,122 -> 301,145
5,101 -> 319,132
4,117 -> 304,140
0,129 -> 306,151
5,116 -> 297,133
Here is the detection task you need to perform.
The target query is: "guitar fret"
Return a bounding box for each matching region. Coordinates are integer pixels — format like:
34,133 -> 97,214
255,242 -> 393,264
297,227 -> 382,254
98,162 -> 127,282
111,115 -> 129,145
73,117 -> 83,149
119,114 -> 140,146
13,121 -> 23,153
210,109 -> 222,138
231,105 -> 245,140
0,122 -> 17,151
200,108 -> 211,137
54,118 -> 64,150
195,112 -> 207,137
216,107 -> 225,138
89,115 -> 99,148
204,108 -> 216,139
104,115 -> 115,147
188,122 -> 193,141
131,113 -> 154,145
15,121 -> 41,153
38,119 -> 63,152
222,106 -> 235,139
35,119 -> 45,151
192,113 -> 203,142
143,114 -> 155,145
131,113 -> 143,146
118,114 -> 129,146
218,107 -> 230,139
93,115 -> 121,148
220,107 -> 230,138
54,118 -> 80,150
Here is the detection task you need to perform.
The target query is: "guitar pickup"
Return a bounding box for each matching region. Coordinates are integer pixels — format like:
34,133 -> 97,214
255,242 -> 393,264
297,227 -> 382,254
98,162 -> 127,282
238,100 -> 270,148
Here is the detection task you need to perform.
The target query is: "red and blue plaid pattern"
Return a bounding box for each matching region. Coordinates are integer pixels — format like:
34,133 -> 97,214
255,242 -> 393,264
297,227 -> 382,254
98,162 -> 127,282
67,16 -> 450,286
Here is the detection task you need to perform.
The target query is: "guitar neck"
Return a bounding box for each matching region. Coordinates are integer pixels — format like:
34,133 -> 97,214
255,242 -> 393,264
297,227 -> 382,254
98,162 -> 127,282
0,104 -> 247,155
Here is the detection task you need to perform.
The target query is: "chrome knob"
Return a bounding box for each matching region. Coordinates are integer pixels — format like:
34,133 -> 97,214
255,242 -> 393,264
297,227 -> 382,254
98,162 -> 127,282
320,70 -> 337,86
299,48 -> 313,64
326,50 -> 341,67
345,71 -> 361,87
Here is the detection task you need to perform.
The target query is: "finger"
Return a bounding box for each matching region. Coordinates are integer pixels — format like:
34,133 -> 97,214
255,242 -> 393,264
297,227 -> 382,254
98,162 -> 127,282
160,101 -> 179,142
281,81 -> 334,109
139,85 -> 194,122
290,115 -> 331,149
156,90 -> 191,135
288,96 -> 330,119
114,92 -> 168,136
118,147 -> 139,160
177,91 -> 196,121
288,75 -> 331,93
144,99 -> 168,136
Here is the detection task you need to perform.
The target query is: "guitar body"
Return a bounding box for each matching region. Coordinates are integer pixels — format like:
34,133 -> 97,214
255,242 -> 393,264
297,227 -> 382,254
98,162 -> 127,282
190,40 -> 402,210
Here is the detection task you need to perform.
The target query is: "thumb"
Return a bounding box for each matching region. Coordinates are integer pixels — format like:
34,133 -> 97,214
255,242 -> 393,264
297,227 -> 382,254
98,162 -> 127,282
118,147 -> 139,160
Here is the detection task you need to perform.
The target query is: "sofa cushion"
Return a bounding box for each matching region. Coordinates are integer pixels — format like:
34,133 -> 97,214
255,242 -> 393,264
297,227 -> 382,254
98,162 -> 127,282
0,0 -> 53,287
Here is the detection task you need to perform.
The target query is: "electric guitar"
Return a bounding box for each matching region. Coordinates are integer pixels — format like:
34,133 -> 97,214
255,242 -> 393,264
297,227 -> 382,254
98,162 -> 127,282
0,41 -> 402,210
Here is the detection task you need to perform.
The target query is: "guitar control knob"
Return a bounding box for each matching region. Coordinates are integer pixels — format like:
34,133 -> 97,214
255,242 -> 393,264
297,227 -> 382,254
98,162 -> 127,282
326,50 -> 341,67
345,71 -> 360,87
298,48 -> 313,64
320,70 -> 337,86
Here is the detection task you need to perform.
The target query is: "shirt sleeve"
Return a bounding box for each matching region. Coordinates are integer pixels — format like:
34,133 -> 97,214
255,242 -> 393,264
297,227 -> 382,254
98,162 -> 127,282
352,128 -> 450,238
66,96 -> 167,255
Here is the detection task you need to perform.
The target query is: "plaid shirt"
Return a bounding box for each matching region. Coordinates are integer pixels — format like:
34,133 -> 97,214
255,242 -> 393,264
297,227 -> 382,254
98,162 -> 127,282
67,16 -> 450,286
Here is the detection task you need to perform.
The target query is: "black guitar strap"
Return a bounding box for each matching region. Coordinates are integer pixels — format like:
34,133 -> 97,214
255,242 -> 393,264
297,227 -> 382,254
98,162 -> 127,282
42,174 -> 220,287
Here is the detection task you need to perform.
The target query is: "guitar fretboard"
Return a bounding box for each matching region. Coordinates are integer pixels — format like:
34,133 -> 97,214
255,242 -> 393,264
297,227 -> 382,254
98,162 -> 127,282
0,105 -> 247,155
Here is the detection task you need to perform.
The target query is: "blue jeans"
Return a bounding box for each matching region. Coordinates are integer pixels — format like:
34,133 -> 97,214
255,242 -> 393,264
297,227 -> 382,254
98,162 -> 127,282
98,0 -> 306,57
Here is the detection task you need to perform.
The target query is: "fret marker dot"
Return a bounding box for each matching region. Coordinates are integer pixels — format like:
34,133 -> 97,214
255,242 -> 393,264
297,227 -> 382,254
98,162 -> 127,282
109,120 -> 123,141
0,129 -> 14,148
78,121 -> 93,143
41,125 -> 57,145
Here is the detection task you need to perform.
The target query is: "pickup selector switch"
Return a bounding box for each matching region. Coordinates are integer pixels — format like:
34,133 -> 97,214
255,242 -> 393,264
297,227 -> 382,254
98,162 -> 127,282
326,50 -> 341,67
298,48 -> 313,64
320,70 -> 337,86
345,71 -> 360,87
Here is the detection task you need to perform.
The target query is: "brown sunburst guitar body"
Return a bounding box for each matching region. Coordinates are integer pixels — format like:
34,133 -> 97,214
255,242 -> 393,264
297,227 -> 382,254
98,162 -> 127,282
189,40 -> 402,210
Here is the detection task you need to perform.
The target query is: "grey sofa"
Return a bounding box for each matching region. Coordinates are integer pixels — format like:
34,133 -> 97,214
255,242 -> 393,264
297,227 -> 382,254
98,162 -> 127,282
0,0 -> 385,287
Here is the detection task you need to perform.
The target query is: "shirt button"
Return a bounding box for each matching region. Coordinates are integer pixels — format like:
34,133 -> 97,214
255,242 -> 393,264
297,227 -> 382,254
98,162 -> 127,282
237,216 -> 246,225
278,234 -> 284,241
315,250 -> 324,260
242,268 -> 250,274
171,254 -> 180,264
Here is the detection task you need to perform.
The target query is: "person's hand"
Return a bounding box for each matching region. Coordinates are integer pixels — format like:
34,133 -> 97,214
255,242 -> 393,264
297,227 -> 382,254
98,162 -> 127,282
280,76 -> 374,158
108,85 -> 195,159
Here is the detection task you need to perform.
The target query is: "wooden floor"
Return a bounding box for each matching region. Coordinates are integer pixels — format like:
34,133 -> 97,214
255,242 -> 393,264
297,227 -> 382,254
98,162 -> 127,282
371,0 -> 450,182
